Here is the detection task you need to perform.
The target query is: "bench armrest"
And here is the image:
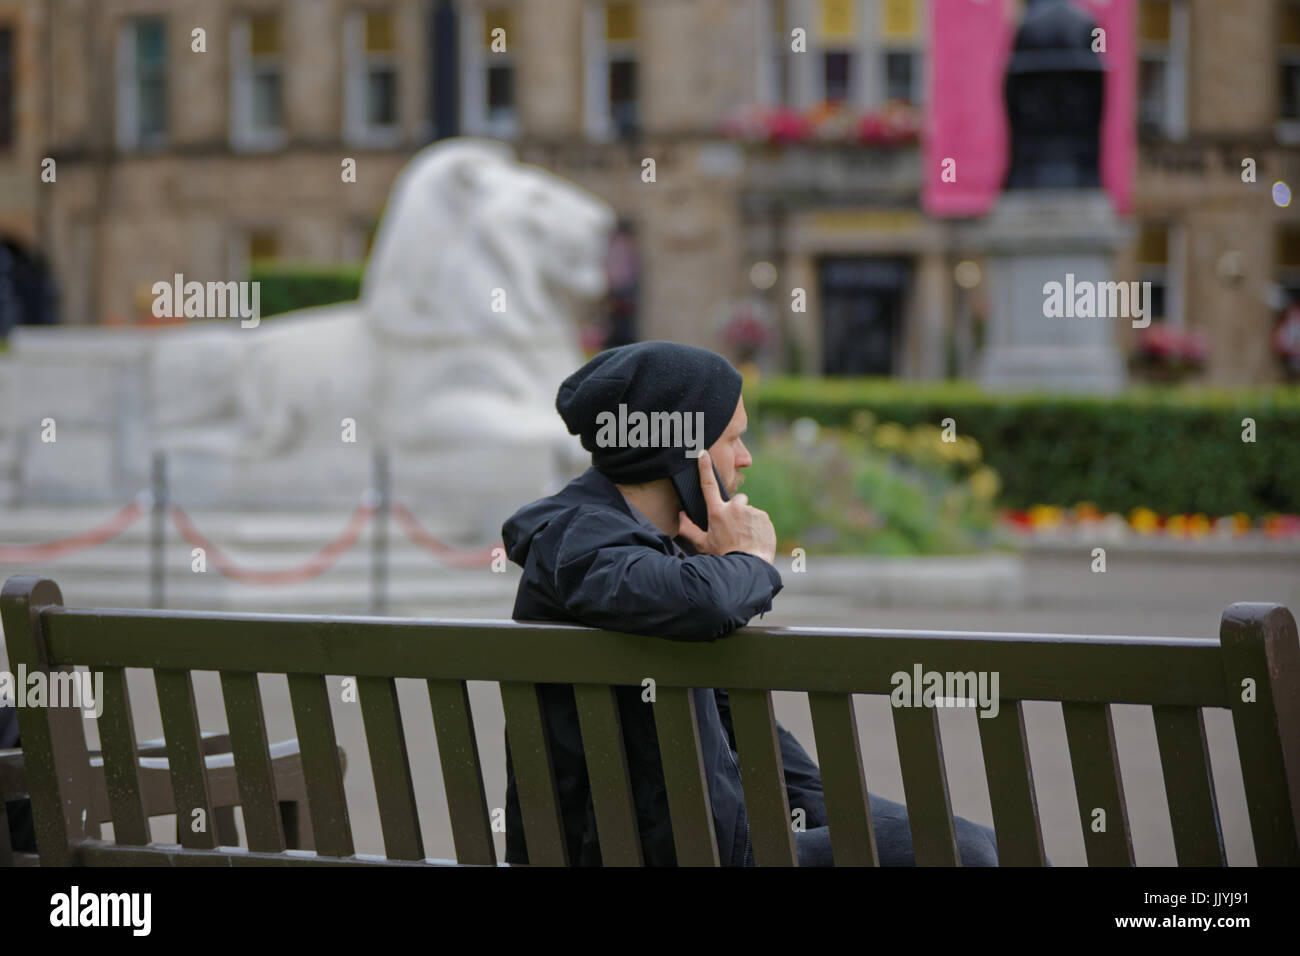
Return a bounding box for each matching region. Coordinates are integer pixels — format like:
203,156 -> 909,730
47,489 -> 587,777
90,731 -> 232,759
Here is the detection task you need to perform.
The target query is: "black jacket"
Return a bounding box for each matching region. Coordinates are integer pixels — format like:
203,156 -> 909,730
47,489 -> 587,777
500,466 -> 827,866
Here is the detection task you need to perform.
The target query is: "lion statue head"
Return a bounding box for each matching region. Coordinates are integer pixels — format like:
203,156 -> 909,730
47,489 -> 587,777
360,139 -> 615,469
362,138 -> 616,345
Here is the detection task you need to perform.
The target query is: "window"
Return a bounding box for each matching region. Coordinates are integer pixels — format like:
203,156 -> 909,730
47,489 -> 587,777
249,230 -> 279,265
461,5 -> 517,138
1137,0 -> 1187,139
1280,1 -> 1300,123
1277,225 -> 1300,303
345,9 -> 400,145
231,13 -> 285,150
117,17 -> 167,149
0,28 -> 12,150
823,50 -> 851,104
585,1 -> 639,140
818,0 -> 855,105
880,0 -> 921,105
606,2 -> 638,138
229,228 -> 278,284
883,50 -> 916,103
1137,223 -> 1186,325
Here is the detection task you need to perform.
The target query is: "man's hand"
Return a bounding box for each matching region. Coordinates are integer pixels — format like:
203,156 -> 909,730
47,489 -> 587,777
676,450 -> 777,566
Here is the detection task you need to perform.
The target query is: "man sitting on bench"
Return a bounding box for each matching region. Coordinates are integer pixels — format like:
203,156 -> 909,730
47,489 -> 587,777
499,341 -> 999,866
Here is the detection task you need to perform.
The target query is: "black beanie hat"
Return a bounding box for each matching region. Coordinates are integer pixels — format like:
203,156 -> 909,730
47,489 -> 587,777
556,341 -> 743,484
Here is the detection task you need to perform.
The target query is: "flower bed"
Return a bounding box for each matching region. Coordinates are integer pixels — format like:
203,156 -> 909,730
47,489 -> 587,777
1001,503 -> 1300,540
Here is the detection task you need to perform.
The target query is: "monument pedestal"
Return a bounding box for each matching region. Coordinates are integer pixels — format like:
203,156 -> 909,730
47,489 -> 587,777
972,190 -> 1129,394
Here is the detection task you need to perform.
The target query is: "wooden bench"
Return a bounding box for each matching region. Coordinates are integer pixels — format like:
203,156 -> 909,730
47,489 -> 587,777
3,574 -> 1297,866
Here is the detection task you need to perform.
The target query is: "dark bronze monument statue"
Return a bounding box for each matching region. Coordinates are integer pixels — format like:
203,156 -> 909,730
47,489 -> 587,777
1003,0 -> 1105,191
972,0 -> 1128,394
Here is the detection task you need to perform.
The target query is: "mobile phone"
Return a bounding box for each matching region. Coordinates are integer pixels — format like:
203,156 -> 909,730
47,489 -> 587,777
670,456 -> 730,533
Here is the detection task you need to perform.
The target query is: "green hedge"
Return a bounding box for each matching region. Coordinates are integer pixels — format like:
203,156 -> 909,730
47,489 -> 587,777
250,263 -> 365,319
752,376 -> 1300,517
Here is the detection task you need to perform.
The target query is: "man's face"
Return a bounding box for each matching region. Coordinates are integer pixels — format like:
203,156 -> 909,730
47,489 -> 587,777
707,396 -> 752,496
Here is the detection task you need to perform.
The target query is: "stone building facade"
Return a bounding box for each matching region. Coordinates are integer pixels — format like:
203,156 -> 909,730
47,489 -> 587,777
0,0 -> 1297,383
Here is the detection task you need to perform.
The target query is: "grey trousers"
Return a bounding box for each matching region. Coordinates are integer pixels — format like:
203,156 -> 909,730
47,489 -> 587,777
786,792 -> 1001,866
736,719 -> 1003,866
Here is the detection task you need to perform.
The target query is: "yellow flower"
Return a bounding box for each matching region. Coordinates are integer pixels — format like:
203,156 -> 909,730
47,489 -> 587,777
969,466 -> 1001,500
873,423 -> 907,450
1166,514 -> 1188,538
953,436 -> 982,465
1188,513 -> 1211,538
1028,504 -> 1062,529
1129,506 -> 1159,535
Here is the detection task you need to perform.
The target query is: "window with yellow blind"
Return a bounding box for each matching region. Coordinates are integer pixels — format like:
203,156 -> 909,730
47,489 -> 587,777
818,0 -> 855,105
344,8 -> 399,144
1278,225 -> 1300,272
880,0 -> 922,106
606,2 -> 638,137
231,12 -> 285,150
461,4 -> 517,137
1137,223 -> 1171,323
584,1 -> 639,140
248,231 -> 279,265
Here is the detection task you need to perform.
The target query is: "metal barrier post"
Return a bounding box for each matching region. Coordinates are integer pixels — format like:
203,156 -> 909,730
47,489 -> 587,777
150,451 -> 167,609
371,448 -> 390,615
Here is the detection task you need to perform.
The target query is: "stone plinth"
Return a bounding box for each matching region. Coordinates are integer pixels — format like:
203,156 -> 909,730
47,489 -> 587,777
972,190 -> 1129,394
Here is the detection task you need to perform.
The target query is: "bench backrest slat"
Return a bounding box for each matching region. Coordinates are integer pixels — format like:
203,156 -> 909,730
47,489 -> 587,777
976,700 -> 1047,865
807,692 -> 879,866
286,673 -> 354,858
97,666 -> 149,846
153,669 -> 219,849
729,688 -> 798,866
891,705 -> 959,865
355,675 -> 424,860
650,686 -> 719,866
426,679 -> 495,865
572,683 -> 643,866
1151,704 -> 1225,865
499,681 -> 568,865
1220,603 -> 1300,864
220,670 -> 286,853
1061,702 -> 1134,865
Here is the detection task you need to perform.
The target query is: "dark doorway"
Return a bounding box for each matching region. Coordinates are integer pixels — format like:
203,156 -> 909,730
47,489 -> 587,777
819,257 -> 910,376
0,237 -> 58,335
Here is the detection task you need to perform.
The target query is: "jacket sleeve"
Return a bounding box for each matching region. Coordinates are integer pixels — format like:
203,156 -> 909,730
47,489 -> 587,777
551,510 -> 783,642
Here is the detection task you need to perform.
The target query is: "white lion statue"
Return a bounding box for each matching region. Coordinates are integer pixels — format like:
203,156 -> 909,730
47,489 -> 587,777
147,139 -> 614,527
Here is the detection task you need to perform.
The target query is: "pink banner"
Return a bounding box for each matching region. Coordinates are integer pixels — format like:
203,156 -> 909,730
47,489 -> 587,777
922,0 -> 1135,217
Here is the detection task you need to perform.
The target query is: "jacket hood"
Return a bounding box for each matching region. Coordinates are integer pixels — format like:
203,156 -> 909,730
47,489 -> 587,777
501,467 -> 632,566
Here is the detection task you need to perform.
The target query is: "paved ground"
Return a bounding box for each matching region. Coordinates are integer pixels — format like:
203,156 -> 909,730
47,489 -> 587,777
6,548 -> 1298,866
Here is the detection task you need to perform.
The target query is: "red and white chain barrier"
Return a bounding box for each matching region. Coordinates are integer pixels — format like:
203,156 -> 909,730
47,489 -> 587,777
0,492 -> 502,580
